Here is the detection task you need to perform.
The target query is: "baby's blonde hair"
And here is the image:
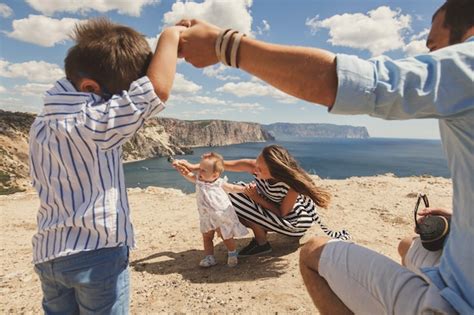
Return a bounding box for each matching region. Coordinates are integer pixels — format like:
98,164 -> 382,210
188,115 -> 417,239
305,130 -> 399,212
203,152 -> 224,175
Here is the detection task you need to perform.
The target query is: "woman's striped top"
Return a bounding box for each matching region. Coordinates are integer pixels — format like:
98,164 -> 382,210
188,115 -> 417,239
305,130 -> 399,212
229,176 -> 350,239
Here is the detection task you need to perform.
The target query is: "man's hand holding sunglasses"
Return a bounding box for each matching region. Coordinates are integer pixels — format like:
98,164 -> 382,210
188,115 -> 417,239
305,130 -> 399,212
417,207 -> 452,225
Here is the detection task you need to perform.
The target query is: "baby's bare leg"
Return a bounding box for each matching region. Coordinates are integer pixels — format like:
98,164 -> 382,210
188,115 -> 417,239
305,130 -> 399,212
202,230 -> 215,255
222,237 -> 236,252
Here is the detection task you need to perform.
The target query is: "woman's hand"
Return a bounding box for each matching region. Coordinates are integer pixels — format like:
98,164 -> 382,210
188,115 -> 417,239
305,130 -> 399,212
244,183 -> 260,201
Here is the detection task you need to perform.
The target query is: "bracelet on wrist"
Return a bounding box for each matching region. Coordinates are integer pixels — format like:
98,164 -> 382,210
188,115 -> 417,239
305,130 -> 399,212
215,29 -> 246,68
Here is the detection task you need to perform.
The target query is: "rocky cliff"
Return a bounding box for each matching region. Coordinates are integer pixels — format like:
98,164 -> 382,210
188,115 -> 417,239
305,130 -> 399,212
263,122 -> 369,140
0,110 -> 272,194
122,118 -> 273,161
0,110 -> 34,194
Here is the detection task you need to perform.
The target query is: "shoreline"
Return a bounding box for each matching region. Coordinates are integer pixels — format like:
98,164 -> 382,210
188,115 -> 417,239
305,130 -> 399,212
0,173 -> 452,200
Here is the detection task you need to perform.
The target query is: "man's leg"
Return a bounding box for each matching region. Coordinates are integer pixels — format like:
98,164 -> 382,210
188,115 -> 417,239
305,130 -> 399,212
399,236 -> 442,276
299,236 -> 453,314
299,236 -> 352,315
398,235 -> 417,265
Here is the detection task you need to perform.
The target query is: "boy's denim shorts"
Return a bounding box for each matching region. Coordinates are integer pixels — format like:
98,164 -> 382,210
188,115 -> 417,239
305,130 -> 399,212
34,246 -> 129,315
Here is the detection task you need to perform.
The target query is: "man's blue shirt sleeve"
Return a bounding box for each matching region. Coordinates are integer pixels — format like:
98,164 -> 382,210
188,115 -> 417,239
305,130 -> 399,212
331,39 -> 474,120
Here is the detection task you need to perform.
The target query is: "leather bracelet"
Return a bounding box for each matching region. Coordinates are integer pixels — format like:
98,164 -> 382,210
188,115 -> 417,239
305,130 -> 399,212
220,30 -> 238,66
215,29 -> 231,63
230,33 -> 245,68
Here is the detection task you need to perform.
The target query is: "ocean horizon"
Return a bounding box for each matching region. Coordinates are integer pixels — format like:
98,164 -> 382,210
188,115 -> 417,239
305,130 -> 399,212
124,138 -> 450,193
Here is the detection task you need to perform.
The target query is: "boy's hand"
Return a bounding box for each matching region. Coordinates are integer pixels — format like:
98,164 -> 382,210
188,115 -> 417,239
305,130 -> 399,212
176,19 -> 221,67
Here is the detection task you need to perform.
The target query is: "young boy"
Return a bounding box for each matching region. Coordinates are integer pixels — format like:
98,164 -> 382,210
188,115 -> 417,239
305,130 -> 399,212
29,18 -> 185,314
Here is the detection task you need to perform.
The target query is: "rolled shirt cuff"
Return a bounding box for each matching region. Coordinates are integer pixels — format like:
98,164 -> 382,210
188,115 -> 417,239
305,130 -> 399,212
330,54 -> 376,115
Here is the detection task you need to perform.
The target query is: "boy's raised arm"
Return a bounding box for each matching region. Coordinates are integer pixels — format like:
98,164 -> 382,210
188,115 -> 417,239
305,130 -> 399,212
147,26 -> 187,102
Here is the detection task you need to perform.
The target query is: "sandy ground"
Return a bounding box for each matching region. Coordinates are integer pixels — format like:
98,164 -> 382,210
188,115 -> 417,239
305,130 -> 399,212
0,174 -> 452,314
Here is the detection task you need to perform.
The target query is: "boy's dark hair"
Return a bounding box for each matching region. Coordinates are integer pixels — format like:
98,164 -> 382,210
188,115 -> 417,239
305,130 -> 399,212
433,0 -> 474,44
65,18 -> 152,95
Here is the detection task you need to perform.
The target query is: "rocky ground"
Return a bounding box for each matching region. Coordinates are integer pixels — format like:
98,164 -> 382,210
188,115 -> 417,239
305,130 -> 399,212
0,175 -> 452,314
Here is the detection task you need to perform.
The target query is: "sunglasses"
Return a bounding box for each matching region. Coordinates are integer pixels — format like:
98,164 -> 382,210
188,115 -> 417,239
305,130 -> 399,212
413,192 -> 429,230
413,192 -> 449,252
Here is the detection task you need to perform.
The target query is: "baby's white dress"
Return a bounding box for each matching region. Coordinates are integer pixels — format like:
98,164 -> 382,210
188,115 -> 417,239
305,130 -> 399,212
196,177 -> 248,240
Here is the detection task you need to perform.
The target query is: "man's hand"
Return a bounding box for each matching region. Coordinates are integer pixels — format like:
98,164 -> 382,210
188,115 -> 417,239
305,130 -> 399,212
417,207 -> 452,221
415,208 -> 452,232
176,19 -> 221,68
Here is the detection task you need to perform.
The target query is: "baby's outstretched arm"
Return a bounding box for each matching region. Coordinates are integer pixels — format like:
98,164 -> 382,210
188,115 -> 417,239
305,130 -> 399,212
222,182 -> 246,194
172,161 -> 196,183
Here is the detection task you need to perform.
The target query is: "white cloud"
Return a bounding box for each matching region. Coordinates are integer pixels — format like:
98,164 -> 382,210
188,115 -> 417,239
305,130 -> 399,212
230,102 -> 264,112
0,3 -> 13,18
14,83 -> 52,96
0,59 -> 64,83
172,73 -> 202,94
192,95 -> 226,105
216,80 -> 297,103
179,108 -> 233,118
6,15 -> 81,47
0,85 -> 6,93
25,0 -> 159,17
256,19 -> 270,35
404,29 -> 429,56
0,96 -> 42,113
411,28 -> 429,40
168,94 -> 226,106
203,64 -> 240,81
306,6 -> 411,56
404,40 -> 429,56
163,0 -> 253,35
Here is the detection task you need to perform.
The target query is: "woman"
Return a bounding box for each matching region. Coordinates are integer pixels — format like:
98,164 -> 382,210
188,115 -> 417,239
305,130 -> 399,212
178,145 -> 349,256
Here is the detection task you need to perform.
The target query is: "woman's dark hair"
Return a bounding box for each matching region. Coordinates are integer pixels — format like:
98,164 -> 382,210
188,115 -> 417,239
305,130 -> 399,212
433,0 -> 474,44
261,145 -> 331,208
65,17 -> 152,95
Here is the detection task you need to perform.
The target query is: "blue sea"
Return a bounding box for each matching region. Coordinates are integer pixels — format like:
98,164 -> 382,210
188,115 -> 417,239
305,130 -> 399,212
124,138 -> 450,193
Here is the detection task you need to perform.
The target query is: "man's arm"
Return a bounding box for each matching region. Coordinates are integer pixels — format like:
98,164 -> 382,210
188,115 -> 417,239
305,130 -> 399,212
178,20 -> 337,107
239,38 -> 337,106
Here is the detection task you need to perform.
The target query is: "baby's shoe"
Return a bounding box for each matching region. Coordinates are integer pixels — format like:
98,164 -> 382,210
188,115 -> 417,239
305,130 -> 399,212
227,250 -> 238,267
199,255 -> 217,268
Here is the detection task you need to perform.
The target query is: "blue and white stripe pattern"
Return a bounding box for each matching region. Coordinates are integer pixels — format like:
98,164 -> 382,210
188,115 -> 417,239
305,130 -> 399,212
29,76 -> 164,264
229,176 -> 350,239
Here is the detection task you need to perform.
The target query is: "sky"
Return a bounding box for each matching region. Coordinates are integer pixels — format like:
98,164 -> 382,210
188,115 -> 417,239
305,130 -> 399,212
0,0 -> 446,139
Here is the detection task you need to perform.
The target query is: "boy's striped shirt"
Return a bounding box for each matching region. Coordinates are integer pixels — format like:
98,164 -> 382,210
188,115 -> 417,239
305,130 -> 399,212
29,76 -> 164,264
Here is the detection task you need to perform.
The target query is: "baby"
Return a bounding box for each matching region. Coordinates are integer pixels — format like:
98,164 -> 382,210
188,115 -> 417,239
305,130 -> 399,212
173,153 -> 248,267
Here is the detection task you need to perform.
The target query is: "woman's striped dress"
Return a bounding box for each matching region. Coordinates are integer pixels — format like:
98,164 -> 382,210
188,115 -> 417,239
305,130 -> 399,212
229,176 -> 350,239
